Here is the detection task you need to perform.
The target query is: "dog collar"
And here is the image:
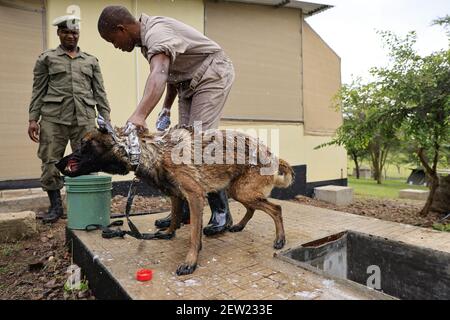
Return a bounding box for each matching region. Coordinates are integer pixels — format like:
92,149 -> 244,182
123,122 -> 142,170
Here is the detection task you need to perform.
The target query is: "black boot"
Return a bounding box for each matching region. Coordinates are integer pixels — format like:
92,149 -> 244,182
155,200 -> 190,229
36,191 -> 54,220
43,190 -> 64,224
203,190 -> 233,236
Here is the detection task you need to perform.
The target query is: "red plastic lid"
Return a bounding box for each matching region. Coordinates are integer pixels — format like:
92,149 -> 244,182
136,269 -> 153,282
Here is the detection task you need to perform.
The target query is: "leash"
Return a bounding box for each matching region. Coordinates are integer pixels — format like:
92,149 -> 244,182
86,177 -> 163,240
110,209 -> 168,219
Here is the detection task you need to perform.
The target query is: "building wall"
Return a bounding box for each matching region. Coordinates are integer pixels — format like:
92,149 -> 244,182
0,0 -> 346,187
220,121 -> 347,183
204,1 -> 303,122
204,1 -> 346,183
302,20 -> 343,136
0,0 -> 45,180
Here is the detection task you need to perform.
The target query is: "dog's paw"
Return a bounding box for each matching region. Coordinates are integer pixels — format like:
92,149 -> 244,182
176,263 -> 197,276
155,230 -> 176,240
273,238 -> 286,250
229,224 -> 245,233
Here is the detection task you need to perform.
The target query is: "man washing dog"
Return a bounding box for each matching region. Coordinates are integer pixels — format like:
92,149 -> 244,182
97,5 -> 235,236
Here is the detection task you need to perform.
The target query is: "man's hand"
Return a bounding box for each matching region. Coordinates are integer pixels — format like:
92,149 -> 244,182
156,107 -> 171,131
126,113 -> 148,134
28,120 -> 40,143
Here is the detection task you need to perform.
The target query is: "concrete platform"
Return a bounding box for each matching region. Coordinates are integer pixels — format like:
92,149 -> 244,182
68,199 -> 450,300
0,211 -> 37,242
0,188 -> 43,199
0,188 -> 66,214
399,189 -> 429,201
314,186 -> 353,206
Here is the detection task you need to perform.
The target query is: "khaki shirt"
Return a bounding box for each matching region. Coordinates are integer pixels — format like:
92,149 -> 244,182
139,14 -> 223,84
29,46 -> 111,126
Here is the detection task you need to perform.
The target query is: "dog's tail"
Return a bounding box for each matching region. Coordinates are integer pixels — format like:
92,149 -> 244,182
274,159 -> 294,188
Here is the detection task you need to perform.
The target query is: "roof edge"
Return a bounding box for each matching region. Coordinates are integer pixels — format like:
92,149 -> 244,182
220,1 -> 333,17
304,4 -> 333,17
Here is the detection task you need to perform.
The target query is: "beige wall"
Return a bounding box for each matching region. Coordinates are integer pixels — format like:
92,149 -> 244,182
220,121 -> 347,183
205,1 -> 303,121
302,21 -> 343,136
204,1 -> 346,182
0,0 -> 44,10
0,1 -> 44,180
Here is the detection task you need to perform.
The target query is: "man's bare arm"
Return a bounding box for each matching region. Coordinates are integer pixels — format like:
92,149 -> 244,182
163,82 -> 177,110
127,53 -> 171,129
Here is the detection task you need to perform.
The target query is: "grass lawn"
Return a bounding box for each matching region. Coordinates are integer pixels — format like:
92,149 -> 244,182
348,177 -> 429,199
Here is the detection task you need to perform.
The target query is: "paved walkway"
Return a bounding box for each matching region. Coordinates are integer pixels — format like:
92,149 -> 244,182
72,199 -> 450,300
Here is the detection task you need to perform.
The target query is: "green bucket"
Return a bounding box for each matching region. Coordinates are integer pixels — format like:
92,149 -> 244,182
65,175 -> 112,230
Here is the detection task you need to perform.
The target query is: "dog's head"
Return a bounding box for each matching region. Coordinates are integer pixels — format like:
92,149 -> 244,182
56,117 -> 131,177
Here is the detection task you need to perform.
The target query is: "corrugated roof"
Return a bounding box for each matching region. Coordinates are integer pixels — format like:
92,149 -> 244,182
222,0 -> 333,16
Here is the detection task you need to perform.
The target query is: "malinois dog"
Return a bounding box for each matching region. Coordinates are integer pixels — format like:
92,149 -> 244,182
56,122 -> 294,276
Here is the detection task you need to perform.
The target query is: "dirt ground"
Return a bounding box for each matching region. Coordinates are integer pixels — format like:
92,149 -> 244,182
110,195 -> 171,214
0,218 -> 95,300
0,219 -> 85,300
0,195 -> 171,301
293,195 -> 447,228
0,194 -> 447,300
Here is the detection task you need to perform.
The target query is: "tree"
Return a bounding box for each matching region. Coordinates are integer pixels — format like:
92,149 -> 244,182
433,15 -> 450,38
362,83 -> 400,184
315,80 -> 368,179
384,138 -> 416,179
316,79 -> 398,184
372,25 -> 450,215
338,81 -> 371,179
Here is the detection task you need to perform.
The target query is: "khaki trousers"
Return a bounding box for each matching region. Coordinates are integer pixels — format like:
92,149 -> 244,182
177,53 -> 235,130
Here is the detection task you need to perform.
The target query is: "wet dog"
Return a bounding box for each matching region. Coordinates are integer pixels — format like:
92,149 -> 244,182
56,123 -> 294,275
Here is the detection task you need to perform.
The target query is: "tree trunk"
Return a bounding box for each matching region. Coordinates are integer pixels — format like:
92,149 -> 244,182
431,175 -> 450,214
418,147 -> 440,216
369,141 -> 386,185
369,147 -> 379,183
351,153 -> 360,179
374,166 -> 382,185
420,174 -> 439,216
371,150 -> 383,185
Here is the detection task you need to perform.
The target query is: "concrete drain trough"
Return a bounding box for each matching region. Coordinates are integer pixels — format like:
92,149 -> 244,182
277,231 -> 450,300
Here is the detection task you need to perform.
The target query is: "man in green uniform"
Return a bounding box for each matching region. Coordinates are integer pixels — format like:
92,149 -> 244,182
27,15 -> 111,224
